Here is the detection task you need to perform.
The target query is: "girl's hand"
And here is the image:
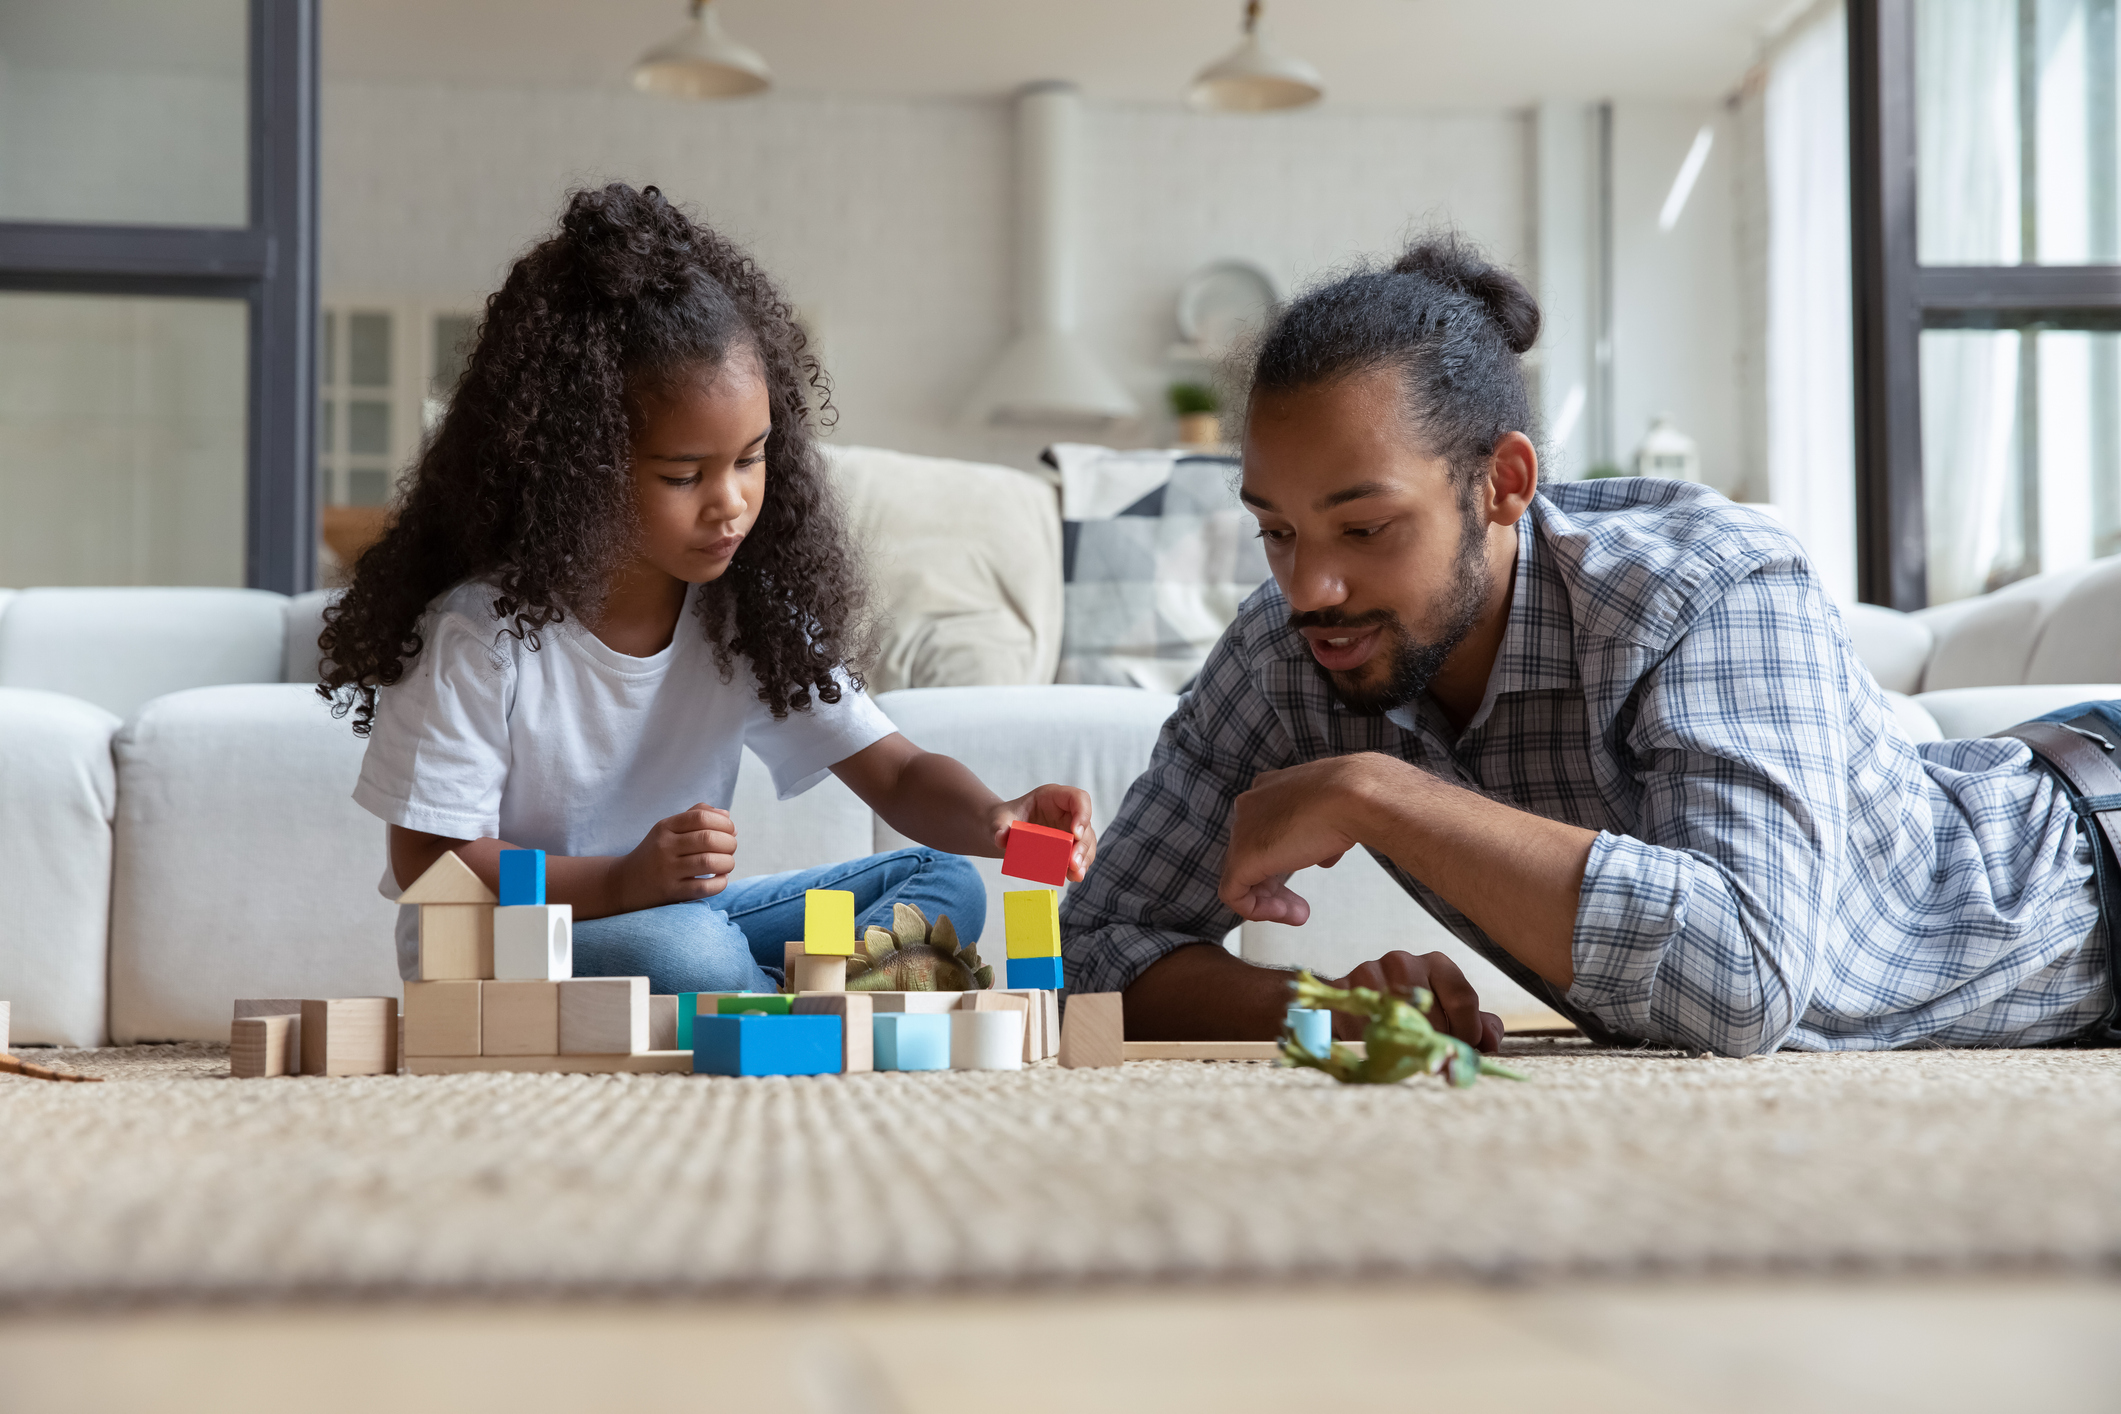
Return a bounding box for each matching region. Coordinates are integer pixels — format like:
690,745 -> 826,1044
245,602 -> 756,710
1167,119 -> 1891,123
988,785 -> 1098,883
611,803 -> 737,913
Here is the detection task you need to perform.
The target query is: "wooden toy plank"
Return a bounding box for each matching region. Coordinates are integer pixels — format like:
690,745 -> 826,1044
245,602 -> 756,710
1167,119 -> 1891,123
1000,820 -> 1074,886
398,850 -> 497,905
405,1051 -> 694,1075
299,998 -> 398,1077
482,981 -> 560,1056
1041,991 -> 1060,1059
493,904 -> 572,981
1120,1040 -> 1371,1061
1002,889 -> 1061,958
1058,992 -> 1124,1069
648,994 -> 679,1052
229,1014 -> 293,1078
233,999 -> 305,1074
801,889 -> 856,956
792,954 -> 848,993
403,980 -> 482,1057
559,977 -> 648,1055
418,904 -> 494,981
792,993 -> 873,1072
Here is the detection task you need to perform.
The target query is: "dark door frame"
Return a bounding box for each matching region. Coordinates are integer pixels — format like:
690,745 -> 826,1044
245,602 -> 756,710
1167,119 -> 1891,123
0,0 -> 319,595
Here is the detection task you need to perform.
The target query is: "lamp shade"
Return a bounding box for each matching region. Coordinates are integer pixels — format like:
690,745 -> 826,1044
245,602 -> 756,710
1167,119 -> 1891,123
1187,1 -> 1323,113
633,0 -> 770,100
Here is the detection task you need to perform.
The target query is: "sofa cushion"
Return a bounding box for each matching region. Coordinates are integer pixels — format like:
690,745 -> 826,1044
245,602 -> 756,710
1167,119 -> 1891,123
1911,684 -> 2121,742
1881,689 -> 1944,744
1840,603 -> 1934,696
825,445 -> 1063,693
109,684 -> 402,1042
0,688 -> 118,1046
0,586 -> 287,720
284,588 -> 339,685
2022,558 -> 2121,685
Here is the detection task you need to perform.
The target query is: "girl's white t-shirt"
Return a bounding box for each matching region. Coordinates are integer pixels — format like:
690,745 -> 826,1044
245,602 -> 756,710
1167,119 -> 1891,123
353,581 -> 895,972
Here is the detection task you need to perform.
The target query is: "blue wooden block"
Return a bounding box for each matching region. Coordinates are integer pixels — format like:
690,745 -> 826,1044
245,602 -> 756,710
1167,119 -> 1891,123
1006,954 -> 1063,990
692,1014 -> 842,1077
872,1012 -> 950,1071
498,849 -> 546,907
1285,1006 -> 1332,1056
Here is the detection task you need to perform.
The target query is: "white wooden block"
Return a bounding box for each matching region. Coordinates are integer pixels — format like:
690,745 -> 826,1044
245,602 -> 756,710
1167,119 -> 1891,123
233,998 -> 304,1074
950,1010 -> 1024,1071
559,977 -> 648,1054
494,903 -> 572,981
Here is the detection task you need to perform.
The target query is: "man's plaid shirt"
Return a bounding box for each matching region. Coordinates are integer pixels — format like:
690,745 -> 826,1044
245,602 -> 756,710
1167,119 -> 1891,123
1060,478 -> 2107,1053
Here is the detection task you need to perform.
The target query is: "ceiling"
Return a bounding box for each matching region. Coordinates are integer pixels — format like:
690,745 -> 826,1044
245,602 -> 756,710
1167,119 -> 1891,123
320,0 -> 1804,109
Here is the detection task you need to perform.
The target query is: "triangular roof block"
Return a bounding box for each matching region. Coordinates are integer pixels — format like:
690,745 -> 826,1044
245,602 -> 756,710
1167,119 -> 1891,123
399,851 -> 497,905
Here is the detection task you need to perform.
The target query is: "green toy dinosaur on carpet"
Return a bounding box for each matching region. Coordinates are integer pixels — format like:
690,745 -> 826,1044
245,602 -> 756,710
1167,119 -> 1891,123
1281,972 -> 1525,1088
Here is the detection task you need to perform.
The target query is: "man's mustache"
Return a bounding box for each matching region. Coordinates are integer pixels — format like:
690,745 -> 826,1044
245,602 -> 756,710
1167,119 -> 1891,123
1287,606 -> 1402,632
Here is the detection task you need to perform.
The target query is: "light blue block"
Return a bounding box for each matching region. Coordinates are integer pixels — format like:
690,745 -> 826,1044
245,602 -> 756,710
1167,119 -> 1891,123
692,1014 -> 842,1076
498,849 -> 546,906
1285,1006 -> 1332,1056
872,1012 -> 950,1071
1006,954 -> 1063,990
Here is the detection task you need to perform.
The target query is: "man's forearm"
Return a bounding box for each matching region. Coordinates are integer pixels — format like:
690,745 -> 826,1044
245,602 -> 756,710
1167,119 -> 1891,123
1122,943 -> 1297,1040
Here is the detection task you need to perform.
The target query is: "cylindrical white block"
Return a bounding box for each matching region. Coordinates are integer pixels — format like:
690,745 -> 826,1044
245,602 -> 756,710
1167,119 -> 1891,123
949,1009 -> 1025,1071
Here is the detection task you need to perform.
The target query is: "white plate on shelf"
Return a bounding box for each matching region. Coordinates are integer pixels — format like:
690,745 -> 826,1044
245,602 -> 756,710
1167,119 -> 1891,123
1177,260 -> 1279,357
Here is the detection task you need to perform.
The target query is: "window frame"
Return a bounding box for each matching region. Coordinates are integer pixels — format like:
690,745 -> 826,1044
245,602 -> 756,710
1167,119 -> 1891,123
1849,0 -> 2121,608
0,0 -> 320,595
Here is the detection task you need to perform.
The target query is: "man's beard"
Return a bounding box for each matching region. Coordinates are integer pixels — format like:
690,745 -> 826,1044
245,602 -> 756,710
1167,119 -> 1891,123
1291,504 -> 1489,717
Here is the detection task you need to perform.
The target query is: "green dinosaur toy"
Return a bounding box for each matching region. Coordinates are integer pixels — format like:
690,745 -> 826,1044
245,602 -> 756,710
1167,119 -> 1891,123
1280,971 -> 1525,1088
843,903 -> 994,992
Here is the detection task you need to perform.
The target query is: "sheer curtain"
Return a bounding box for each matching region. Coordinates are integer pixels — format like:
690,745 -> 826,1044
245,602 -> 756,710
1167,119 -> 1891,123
1764,7 -> 1858,604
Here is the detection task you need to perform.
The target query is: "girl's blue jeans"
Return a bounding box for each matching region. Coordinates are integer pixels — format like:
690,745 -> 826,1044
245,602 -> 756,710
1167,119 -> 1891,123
570,847 -> 987,994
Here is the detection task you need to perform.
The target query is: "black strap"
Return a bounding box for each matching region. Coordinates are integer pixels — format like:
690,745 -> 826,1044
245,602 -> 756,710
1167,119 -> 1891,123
1993,714 -> 2121,1048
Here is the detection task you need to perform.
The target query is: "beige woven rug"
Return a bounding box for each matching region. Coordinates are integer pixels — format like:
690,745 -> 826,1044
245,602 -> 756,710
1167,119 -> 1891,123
4,1040 -> 2119,1304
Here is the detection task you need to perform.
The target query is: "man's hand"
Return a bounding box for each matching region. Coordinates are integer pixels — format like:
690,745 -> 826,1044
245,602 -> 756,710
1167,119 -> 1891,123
609,804 -> 736,914
988,784 -> 1098,882
1218,755 -> 1385,924
1334,949 -> 1504,1054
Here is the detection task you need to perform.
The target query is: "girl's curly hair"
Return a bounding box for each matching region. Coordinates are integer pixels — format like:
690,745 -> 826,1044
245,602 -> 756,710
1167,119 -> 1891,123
320,183 -> 870,734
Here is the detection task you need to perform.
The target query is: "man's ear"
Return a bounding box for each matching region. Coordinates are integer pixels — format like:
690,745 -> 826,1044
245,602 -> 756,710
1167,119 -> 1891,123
1485,431 -> 1539,526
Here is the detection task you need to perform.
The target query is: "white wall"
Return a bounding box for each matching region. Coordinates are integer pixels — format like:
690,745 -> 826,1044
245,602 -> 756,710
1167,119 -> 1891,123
321,79 -> 1532,472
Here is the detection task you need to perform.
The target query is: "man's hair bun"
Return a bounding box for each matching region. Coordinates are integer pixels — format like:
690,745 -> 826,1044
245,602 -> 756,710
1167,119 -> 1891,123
1391,235 -> 1541,356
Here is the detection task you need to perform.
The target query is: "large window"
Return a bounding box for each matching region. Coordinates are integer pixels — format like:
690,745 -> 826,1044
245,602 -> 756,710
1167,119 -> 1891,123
1851,0 -> 2121,607
0,0 -> 317,593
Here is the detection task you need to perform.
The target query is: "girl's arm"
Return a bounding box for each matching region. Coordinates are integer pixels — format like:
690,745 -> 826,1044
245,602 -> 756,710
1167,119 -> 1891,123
389,805 -> 737,921
830,733 -> 1097,882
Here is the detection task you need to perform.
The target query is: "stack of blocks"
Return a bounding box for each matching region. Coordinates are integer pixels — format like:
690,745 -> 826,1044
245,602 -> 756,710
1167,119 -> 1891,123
1000,821 -> 1070,991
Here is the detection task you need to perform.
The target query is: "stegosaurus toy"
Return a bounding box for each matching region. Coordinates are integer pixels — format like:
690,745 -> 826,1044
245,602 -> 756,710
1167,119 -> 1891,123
845,903 -> 994,992
1280,971 -> 1525,1088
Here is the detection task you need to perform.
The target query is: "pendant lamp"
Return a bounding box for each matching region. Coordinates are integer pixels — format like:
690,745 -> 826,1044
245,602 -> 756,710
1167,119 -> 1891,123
1187,0 -> 1324,113
633,0 -> 771,100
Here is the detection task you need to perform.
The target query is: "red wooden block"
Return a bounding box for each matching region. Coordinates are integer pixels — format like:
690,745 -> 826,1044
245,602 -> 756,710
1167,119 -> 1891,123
1001,820 -> 1075,886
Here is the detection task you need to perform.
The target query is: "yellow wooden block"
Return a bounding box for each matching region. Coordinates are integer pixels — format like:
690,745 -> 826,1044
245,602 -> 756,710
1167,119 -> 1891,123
1003,889 -> 1061,958
802,889 -> 855,955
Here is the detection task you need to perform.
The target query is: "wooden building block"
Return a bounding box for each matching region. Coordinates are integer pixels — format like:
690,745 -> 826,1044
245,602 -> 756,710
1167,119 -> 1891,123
494,903 -> 572,981
497,848 -> 546,906
229,1014 -> 293,1078
300,998 -> 399,1077
949,1009 -> 1023,1070
802,889 -> 856,955
559,977 -> 648,1054
648,994 -> 679,1052
866,991 -> 964,1014
712,993 -> 794,1016
1003,889 -> 1061,958
1118,1040 -> 1368,1062
872,1012 -> 950,1071
403,981 -> 482,1057
692,1014 -> 842,1076
399,850 -> 496,905
481,981 -> 559,1056
1058,992 -> 1124,1069
1006,954 -> 1063,990
995,990 -> 1046,1061
1042,990 -> 1060,1059
233,999 -> 305,1074
793,992 -> 873,1072
792,953 -> 848,993
418,904 -> 494,981
783,940 -> 804,980
406,1051 -> 693,1076
1001,820 -> 1075,886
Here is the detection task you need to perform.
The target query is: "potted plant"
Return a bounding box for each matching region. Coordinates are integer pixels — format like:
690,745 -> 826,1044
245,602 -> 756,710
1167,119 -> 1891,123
1168,382 -> 1221,448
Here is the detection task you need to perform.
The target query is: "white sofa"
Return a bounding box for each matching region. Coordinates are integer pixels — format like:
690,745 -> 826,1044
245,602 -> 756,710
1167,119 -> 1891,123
4,468 -> 2118,1046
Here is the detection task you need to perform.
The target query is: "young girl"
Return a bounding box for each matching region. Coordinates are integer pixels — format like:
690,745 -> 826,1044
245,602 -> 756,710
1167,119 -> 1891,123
321,183 -> 1094,993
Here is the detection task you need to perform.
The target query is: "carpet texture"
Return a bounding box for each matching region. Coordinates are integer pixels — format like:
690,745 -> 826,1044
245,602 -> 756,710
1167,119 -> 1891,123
4,1040 -> 2120,1304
